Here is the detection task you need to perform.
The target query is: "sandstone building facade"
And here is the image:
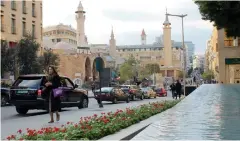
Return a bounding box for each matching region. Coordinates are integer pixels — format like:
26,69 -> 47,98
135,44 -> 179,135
205,27 -> 240,83
1,0 -> 42,50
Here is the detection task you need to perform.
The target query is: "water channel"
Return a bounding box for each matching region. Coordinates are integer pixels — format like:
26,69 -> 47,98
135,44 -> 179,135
132,84 -> 240,140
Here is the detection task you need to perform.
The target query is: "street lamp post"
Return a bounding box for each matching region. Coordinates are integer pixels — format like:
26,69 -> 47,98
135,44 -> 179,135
166,13 -> 187,96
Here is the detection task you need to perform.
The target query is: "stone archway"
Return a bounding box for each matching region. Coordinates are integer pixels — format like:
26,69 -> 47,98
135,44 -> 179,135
85,57 -> 91,82
92,57 -> 105,81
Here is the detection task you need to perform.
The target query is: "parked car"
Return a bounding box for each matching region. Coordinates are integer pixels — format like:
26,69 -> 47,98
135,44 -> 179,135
9,74 -> 89,115
120,85 -> 144,100
140,87 -> 157,99
94,87 -> 130,104
155,88 -> 167,97
1,87 -> 10,106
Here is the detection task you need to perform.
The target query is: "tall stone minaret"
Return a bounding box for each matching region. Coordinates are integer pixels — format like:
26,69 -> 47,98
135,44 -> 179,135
163,9 -> 172,67
141,29 -> 146,45
109,27 -> 116,57
75,1 -> 86,47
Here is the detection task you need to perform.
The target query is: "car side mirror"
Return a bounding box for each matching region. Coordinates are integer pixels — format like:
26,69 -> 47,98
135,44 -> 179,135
74,84 -> 78,88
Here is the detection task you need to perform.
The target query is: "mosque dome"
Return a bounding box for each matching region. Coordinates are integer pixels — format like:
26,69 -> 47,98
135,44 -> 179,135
53,42 -> 75,50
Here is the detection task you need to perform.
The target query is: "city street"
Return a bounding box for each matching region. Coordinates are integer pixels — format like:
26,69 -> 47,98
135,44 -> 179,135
1,92 -> 174,139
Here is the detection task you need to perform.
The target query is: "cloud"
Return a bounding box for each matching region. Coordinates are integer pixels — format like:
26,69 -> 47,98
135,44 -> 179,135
102,10 -> 161,22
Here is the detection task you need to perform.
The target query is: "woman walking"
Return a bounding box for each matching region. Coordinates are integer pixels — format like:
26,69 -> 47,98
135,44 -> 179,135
45,66 -> 61,123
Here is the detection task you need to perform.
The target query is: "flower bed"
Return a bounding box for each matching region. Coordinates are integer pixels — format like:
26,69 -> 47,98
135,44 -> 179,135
7,100 -> 181,140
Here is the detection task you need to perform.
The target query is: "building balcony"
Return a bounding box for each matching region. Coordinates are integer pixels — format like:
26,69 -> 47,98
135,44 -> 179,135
224,39 -> 240,47
1,1 -> 5,6
23,30 -> 28,37
1,24 -> 5,32
23,6 -> 27,14
32,11 -> 36,17
11,3 -> 17,10
11,26 -> 16,34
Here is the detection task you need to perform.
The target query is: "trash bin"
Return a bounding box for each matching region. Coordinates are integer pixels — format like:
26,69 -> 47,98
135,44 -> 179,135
185,86 -> 197,96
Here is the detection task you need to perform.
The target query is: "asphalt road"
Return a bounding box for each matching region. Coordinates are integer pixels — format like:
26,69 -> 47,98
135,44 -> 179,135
1,91 -> 174,139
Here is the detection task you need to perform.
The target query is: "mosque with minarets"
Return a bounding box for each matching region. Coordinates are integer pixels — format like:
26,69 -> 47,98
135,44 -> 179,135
43,1 -> 186,85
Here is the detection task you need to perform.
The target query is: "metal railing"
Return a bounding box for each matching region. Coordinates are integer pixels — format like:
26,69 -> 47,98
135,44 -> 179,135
224,40 -> 234,47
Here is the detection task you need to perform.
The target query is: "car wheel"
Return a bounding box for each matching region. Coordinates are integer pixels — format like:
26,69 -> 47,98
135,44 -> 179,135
140,94 -> 144,100
154,96 -> 157,98
132,95 -> 136,101
78,98 -> 88,109
112,97 -> 118,104
126,97 -> 130,103
1,95 -> 8,106
16,107 -> 28,115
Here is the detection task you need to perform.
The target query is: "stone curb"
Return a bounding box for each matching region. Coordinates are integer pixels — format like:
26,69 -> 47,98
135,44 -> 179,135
98,101 -> 176,141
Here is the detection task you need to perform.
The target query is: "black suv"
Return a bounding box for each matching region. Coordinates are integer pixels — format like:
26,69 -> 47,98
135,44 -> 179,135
9,74 -> 89,114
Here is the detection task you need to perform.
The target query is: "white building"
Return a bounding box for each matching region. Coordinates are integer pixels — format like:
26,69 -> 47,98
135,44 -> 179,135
185,42 -> 195,69
193,55 -> 205,71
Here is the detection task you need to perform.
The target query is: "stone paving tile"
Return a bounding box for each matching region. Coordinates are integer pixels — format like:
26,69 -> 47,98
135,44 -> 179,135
132,84 -> 240,140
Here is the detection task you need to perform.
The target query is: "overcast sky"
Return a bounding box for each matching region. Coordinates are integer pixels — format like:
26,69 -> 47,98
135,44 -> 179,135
43,0 -> 213,54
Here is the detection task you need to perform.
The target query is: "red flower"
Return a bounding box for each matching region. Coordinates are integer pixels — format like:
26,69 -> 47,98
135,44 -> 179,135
11,135 -> 16,139
67,121 -> 70,124
94,114 -> 98,117
37,130 -> 43,134
74,124 -> 78,128
17,129 -> 22,134
6,136 -> 11,140
52,138 -> 56,141
54,127 -> 60,132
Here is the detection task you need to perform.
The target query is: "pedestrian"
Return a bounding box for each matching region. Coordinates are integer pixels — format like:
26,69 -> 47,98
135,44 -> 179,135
45,66 -> 61,123
170,83 -> 176,99
91,81 -> 95,92
175,80 -> 182,99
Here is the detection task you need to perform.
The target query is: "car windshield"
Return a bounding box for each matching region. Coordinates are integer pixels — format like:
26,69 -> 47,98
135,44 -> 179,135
95,87 -> 113,93
156,88 -> 162,92
120,85 -> 130,89
13,77 -> 42,89
141,88 -> 148,91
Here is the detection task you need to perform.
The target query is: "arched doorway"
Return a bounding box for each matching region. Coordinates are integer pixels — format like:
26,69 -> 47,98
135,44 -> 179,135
85,57 -> 91,82
92,57 -> 105,81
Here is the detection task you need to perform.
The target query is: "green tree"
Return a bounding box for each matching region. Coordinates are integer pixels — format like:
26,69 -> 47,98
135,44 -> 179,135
119,56 -> 139,82
1,41 -> 17,77
195,1 -> 240,37
202,71 -> 214,80
178,71 -> 184,78
144,63 -> 160,75
38,49 -> 60,73
119,63 -> 134,82
17,35 -> 41,74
